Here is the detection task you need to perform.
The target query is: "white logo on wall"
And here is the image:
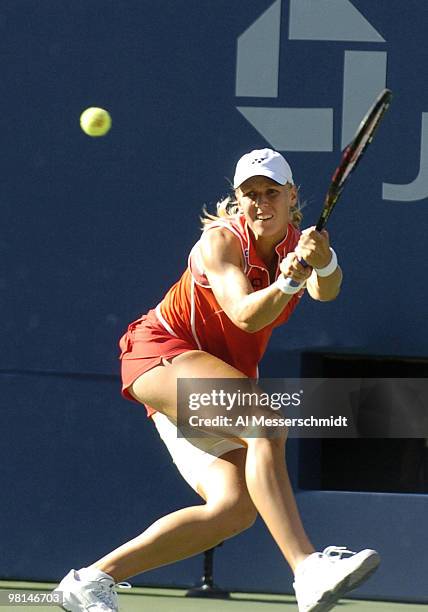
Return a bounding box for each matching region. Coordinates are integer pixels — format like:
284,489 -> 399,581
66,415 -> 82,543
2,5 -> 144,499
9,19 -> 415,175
235,0 -> 428,202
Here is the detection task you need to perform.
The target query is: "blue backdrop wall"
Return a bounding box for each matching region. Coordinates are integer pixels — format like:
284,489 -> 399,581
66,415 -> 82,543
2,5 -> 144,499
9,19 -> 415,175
1,0 -> 427,603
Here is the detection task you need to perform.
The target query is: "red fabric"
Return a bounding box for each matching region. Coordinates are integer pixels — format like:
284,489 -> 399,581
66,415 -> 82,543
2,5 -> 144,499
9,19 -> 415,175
119,308 -> 198,417
119,215 -> 305,418
157,215 -> 304,378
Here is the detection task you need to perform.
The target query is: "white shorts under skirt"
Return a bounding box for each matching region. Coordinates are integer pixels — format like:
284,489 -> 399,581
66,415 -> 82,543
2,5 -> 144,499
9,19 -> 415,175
151,412 -> 246,492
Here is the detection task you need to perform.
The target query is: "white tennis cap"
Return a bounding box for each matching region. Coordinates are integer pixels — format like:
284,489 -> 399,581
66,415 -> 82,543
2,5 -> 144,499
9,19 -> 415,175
233,148 -> 294,189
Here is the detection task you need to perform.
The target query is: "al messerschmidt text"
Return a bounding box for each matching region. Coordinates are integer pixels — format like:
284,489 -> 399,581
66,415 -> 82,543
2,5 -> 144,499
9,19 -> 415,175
188,415 -> 348,428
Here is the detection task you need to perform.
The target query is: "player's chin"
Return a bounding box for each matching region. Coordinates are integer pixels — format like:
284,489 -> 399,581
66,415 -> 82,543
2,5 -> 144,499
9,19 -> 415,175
252,218 -> 283,235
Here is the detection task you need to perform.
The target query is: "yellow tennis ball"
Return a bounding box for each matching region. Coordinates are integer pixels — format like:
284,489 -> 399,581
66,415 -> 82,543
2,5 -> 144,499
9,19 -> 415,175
80,107 -> 112,137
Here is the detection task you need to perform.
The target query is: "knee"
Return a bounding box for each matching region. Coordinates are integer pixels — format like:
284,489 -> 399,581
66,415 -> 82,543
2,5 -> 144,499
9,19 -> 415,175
223,498 -> 258,536
232,498 -> 258,532
208,496 -> 257,538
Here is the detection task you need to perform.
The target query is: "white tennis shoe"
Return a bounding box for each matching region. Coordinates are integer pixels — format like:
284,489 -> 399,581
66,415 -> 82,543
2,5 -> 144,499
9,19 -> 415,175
293,546 -> 380,612
54,567 -> 131,611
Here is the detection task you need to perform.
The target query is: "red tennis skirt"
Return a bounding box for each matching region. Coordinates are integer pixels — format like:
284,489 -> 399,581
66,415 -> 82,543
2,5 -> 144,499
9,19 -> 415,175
119,308 -> 198,416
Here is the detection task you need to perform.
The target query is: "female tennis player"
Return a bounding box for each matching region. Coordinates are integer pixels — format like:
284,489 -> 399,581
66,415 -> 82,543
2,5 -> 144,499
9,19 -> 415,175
56,148 -> 380,612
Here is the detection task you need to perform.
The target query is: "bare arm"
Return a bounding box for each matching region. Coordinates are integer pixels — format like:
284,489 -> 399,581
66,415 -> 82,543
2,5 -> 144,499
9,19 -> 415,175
199,229 -> 310,333
306,266 -> 342,301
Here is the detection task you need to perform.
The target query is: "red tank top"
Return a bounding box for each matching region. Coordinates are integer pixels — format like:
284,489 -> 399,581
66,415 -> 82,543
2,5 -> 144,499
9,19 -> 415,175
155,214 -> 304,377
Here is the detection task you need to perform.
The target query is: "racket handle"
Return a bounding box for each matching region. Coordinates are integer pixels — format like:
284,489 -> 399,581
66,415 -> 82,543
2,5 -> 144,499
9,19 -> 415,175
283,257 -> 309,293
280,257 -> 309,289
283,278 -> 301,289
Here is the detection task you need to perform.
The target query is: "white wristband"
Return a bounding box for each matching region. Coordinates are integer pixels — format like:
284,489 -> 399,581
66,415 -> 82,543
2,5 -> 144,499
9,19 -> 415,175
314,248 -> 338,278
274,275 -> 306,295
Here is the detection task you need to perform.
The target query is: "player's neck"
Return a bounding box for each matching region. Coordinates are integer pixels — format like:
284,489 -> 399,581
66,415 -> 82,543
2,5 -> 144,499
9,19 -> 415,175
251,230 -> 286,265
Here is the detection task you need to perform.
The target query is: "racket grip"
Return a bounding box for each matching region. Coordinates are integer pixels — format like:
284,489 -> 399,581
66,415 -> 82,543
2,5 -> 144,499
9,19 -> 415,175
282,257 -> 309,289
276,258 -> 309,294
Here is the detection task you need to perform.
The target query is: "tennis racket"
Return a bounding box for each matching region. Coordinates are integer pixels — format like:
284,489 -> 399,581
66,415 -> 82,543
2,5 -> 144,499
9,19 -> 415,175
285,88 -> 392,288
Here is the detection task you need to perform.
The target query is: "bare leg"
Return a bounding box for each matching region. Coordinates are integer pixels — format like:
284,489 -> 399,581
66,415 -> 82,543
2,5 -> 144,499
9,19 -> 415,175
244,435 -> 314,571
94,505 -> 236,582
92,449 -> 256,582
125,351 -> 315,574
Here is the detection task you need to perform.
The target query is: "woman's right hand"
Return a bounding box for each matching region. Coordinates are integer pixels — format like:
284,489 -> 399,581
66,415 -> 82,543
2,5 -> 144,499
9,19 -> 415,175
279,252 -> 312,284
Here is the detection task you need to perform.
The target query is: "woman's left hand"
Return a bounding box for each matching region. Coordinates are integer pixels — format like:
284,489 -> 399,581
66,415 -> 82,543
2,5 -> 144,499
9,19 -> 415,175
296,227 -> 332,269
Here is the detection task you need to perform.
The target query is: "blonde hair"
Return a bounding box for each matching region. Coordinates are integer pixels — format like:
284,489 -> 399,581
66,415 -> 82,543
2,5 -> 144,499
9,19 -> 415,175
200,187 -> 303,229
